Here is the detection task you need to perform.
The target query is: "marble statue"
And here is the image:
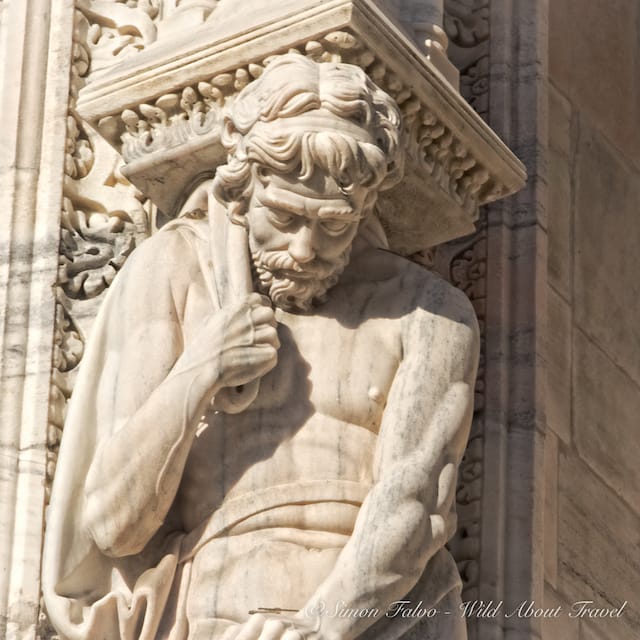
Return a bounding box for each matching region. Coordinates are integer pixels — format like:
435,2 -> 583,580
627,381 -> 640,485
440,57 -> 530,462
43,54 -> 479,640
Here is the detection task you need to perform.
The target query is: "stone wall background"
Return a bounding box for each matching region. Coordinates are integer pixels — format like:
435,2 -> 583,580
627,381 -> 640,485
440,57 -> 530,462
543,1 -> 640,639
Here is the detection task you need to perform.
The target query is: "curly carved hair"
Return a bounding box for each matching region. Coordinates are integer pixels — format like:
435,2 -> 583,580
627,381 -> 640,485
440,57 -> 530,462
212,54 -> 404,222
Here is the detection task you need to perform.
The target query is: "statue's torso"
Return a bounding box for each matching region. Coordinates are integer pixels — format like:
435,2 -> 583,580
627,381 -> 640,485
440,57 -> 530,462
178,267 -> 405,533
168,239 -> 437,629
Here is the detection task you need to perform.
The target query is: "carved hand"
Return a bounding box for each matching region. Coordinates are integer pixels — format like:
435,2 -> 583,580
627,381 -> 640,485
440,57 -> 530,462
173,292 -> 279,401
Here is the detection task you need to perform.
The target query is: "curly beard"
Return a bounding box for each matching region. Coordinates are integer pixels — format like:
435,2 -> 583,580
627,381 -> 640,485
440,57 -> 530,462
251,247 -> 351,312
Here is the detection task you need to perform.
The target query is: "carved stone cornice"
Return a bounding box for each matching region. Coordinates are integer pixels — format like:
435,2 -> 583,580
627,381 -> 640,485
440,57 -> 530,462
76,0 -> 525,253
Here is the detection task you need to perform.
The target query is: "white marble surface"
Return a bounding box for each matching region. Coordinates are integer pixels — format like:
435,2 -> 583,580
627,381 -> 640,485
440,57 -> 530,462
43,55 -> 479,639
0,1 -> 76,639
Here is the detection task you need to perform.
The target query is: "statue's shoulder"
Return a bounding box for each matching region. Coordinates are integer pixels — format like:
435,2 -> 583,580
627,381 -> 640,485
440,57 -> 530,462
123,217 -> 207,277
108,218 -> 208,313
379,254 -> 480,373
356,247 -> 477,330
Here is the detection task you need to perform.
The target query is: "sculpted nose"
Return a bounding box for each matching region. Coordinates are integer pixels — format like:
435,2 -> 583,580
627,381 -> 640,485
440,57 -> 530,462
288,225 -> 316,264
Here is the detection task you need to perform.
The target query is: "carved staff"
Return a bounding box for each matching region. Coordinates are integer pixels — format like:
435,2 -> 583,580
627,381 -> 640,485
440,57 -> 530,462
207,188 -> 262,413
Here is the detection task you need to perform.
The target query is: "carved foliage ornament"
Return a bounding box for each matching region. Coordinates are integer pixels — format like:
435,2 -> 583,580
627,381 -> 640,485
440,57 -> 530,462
46,3 -> 155,509
97,31 -> 500,221
76,0 -> 160,72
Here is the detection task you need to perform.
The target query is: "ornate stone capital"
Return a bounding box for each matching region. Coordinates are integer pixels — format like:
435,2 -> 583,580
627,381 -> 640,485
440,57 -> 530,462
76,0 -> 525,253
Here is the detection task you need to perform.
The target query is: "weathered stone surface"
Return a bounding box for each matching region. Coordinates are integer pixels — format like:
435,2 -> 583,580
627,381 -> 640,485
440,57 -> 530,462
581,618 -> 627,640
574,119 -> 640,386
541,585 -> 579,640
549,0 -> 640,168
44,53 -> 483,640
543,430 -> 558,587
546,286 -> 571,443
547,86 -> 573,298
558,450 -> 640,640
573,329 -> 640,511
0,1 -> 76,638
548,85 -> 572,158
547,146 -> 572,299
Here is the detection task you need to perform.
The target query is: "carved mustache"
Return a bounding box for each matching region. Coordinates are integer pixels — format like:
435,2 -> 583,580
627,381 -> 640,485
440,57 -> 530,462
251,250 -> 337,281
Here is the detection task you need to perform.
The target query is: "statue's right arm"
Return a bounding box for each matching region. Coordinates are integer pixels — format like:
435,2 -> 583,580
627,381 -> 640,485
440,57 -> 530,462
81,230 -> 278,557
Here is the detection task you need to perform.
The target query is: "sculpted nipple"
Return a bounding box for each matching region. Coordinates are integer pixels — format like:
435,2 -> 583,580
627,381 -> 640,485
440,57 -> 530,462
368,387 -> 385,405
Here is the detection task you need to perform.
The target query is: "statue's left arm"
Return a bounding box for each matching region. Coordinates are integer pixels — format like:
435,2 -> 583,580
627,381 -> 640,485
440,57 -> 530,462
300,282 -> 480,640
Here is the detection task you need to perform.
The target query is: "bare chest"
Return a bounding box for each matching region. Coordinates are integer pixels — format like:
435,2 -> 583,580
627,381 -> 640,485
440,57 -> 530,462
251,309 -> 402,431
178,302 -> 403,530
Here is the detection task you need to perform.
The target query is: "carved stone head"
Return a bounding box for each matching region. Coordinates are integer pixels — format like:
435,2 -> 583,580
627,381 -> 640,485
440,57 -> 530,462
212,54 -> 404,310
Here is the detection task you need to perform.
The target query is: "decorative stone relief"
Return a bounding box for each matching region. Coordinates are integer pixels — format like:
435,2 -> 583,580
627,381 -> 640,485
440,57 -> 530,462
76,0 -> 160,73
97,30 -> 501,222
444,0 -> 490,117
42,3 -> 525,638
437,231 -> 488,605
45,4 -> 155,509
75,0 -> 524,252
74,0 -> 236,74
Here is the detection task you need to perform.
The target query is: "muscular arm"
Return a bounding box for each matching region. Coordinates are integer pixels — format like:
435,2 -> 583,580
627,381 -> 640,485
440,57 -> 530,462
82,229 -> 277,557
300,281 -> 480,640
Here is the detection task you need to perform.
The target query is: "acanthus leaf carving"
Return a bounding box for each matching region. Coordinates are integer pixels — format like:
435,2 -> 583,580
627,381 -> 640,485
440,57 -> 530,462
76,0 -> 159,73
58,196 -> 136,300
46,5 -> 155,518
65,114 -> 94,179
46,299 -> 84,505
444,0 -> 490,117
104,31 -> 502,225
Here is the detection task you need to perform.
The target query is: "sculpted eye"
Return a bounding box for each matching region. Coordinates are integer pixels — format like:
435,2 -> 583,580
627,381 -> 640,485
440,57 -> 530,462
320,219 -> 352,234
267,209 -> 296,227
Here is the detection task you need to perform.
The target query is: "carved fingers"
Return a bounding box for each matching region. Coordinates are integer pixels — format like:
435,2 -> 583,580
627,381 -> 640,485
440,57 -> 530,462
217,293 -> 280,389
172,292 -> 279,402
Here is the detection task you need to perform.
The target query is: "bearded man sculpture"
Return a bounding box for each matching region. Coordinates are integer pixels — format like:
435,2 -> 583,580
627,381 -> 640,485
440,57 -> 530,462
43,54 -> 479,640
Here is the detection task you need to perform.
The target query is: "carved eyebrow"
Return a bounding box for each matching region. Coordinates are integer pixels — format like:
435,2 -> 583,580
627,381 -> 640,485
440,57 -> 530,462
258,192 -> 358,220
257,193 -> 304,215
316,206 -> 359,220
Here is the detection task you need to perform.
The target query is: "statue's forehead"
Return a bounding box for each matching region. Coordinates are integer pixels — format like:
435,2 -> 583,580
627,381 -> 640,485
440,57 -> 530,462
264,170 -> 345,198
258,185 -> 357,220
257,172 -> 365,218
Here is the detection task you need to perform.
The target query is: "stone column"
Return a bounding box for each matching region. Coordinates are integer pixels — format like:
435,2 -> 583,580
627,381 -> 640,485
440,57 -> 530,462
0,0 -> 75,637
481,1 -> 548,639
